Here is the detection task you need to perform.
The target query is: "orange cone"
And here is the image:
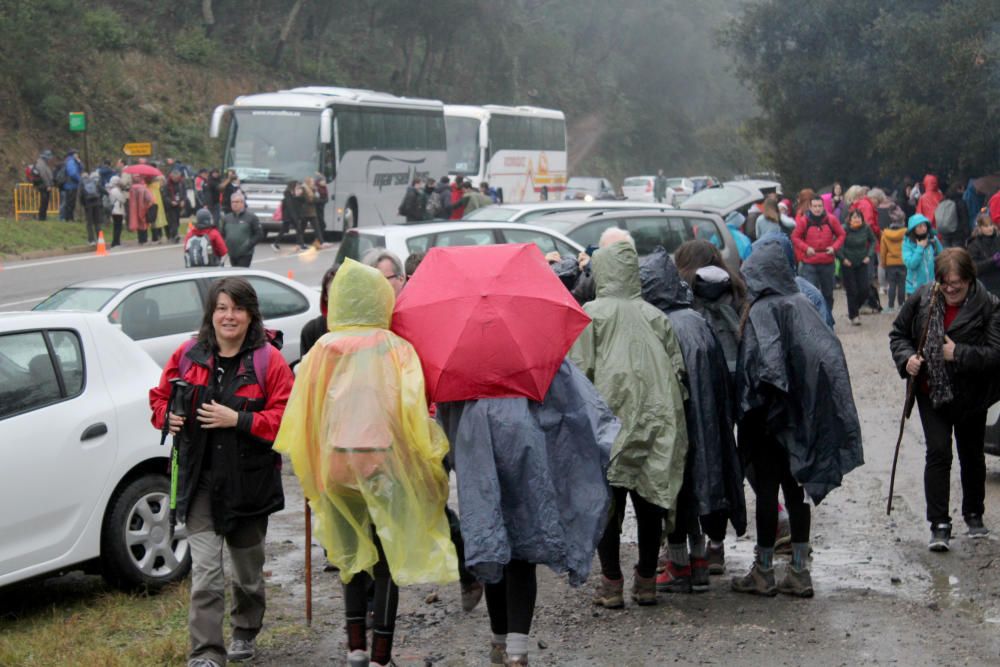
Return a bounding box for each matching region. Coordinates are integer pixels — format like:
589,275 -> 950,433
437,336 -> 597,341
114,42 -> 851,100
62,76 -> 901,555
95,231 -> 108,256
287,270 -> 294,280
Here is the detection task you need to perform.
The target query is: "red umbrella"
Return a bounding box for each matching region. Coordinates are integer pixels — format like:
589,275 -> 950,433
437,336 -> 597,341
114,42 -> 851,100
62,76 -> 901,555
392,243 -> 591,403
122,164 -> 164,179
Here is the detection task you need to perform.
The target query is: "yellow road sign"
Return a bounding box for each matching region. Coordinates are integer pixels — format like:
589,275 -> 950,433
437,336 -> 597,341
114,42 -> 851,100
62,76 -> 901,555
122,142 -> 153,157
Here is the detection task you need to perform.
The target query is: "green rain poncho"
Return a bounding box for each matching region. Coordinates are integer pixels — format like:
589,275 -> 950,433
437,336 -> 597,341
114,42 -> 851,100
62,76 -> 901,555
274,258 -> 458,584
569,241 -> 689,512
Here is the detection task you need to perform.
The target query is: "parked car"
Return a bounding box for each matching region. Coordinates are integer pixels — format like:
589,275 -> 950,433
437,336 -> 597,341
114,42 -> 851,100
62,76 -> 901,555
529,209 -> 740,272
0,311 -> 189,590
464,200 -> 674,223
621,176 -> 657,202
564,177 -> 617,201
335,221 -> 584,266
664,177 -> 695,206
688,175 -> 721,193
681,179 -> 783,219
33,269 -> 320,366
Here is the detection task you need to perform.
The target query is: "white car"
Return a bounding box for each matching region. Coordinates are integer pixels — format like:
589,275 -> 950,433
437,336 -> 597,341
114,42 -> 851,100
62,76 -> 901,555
665,177 -> 695,206
0,311 -> 189,590
621,176 -> 657,202
334,221 -> 585,266
33,269 -> 321,366
463,200 -> 674,223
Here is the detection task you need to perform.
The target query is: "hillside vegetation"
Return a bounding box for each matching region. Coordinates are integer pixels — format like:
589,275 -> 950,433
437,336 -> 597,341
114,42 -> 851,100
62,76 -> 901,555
0,0 -> 755,200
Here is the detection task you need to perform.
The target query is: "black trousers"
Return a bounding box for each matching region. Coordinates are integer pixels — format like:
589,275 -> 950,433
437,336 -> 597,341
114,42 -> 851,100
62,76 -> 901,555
842,262 -> 869,319
38,188 -> 50,220
83,204 -> 103,243
279,217 -> 305,247
166,205 -> 181,240
111,214 -> 124,246
597,486 -> 663,579
484,559 -> 537,636
343,531 -> 398,634
749,433 -> 810,549
915,393 -> 987,524
230,254 -> 252,267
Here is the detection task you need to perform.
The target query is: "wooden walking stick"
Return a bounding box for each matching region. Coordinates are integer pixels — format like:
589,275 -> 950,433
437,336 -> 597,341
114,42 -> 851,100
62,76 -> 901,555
305,500 -> 312,626
887,284 -> 939,515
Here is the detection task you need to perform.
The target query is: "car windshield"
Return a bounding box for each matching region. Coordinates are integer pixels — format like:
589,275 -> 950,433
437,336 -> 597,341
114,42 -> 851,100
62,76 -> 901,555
445,116 -> 481,175
683,184 -> 752,210
226,109 -> 320,182
464,206 -> 519,221
335,232 -> 386,264
33,287 -> 118,312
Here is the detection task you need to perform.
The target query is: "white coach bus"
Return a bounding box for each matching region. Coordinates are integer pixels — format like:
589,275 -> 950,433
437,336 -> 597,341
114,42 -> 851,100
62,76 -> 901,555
210,86 -> 447,234
444,105 -> 567,203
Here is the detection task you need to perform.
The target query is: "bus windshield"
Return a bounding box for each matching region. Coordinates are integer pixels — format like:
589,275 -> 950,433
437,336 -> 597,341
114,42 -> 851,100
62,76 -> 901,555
445,116 -> 481,175
225,109 -> 320,182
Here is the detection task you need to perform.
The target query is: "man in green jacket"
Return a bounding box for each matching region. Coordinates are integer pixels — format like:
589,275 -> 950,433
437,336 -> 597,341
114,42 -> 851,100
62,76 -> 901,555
570,228 -> 689,609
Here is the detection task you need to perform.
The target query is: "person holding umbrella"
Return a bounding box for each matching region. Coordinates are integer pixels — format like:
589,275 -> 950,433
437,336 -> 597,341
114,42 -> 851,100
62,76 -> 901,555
569,228 -> 690,609
275,259 -> 457,667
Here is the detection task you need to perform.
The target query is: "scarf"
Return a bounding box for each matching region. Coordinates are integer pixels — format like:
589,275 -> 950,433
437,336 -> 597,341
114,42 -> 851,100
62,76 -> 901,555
807,210 -> 827,227
923,287 -> 954,408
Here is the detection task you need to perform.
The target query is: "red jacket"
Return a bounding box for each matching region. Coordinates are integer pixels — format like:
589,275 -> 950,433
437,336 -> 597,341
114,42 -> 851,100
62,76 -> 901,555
989,190 -> 1000,224
449,184 -> 465,220
791,213 -> 846,265
183,226 -> 229,258
916,174 -> 944,226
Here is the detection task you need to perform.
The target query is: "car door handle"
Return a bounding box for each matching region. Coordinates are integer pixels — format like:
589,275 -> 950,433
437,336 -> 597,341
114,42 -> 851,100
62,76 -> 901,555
81,423 -> 108,441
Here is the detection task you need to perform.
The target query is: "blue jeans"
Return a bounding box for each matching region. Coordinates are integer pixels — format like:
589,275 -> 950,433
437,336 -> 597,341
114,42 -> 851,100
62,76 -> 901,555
799,262 -> 835,315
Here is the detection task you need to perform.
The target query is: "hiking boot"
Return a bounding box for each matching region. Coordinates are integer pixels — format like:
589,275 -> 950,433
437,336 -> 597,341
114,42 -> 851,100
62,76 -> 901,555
461,580 -> 485,612
655,561 -> 692,593
929,523 -> 952,552
965,515 -> 990,539
731,562 -> 777,596
348,649 -> 370,667
489,642 -> 507,667
592,575 -> 624,609
507,656 -> 529,666
706,541 -> 726,575
227,638 -> 255,662
690,557 -> 710,592
631,570 -> 658,606
778,566 -> 814,598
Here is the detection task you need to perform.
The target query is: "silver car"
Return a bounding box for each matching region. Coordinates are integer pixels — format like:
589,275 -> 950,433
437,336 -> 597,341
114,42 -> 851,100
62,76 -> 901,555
33,269 -> 321,366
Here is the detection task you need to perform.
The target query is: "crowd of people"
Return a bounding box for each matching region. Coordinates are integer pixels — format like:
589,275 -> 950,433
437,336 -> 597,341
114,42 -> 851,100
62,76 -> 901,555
397,175 -> 499,223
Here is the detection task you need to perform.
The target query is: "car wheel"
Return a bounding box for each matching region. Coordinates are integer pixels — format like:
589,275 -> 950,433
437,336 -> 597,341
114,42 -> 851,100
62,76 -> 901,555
101,473 -> 191,591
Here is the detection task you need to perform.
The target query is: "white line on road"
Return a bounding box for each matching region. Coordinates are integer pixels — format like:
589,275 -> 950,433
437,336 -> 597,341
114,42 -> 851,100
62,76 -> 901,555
1,243 -> 180,271
0,295 -> 48,309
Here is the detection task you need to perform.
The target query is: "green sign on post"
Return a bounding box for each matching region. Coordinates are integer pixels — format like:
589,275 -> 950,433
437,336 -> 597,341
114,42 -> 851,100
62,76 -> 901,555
68,112 -> 86,132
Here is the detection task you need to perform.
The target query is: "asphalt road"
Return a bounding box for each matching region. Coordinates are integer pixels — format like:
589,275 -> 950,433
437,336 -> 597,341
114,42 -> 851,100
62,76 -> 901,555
0,241 -> 341,312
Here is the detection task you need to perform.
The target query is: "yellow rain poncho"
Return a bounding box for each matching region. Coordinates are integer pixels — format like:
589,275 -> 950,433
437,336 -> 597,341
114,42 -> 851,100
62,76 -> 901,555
274,259 -> 458,584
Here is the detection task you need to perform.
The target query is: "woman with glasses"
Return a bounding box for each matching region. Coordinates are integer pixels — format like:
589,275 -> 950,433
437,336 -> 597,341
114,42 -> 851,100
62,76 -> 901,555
890,248 -> 1000,551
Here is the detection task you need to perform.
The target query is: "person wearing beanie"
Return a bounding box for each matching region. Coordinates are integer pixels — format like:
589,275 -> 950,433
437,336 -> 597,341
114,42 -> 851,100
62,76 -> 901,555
183,209 -> 228,267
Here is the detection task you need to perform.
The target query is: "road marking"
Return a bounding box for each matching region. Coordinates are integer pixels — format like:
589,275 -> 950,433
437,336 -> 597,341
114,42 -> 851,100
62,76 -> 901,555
1,244 -> 178,271
0,295 -> 48,308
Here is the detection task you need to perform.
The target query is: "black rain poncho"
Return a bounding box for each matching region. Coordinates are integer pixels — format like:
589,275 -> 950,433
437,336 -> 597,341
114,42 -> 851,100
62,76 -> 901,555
640,247 -> 747,535
737,240 -> 864,504
436,360 -> 619,586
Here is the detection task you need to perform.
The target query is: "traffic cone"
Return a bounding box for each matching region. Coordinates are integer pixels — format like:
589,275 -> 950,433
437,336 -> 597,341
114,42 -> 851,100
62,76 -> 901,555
95,231 -> 108,256
287,270 -> 294,280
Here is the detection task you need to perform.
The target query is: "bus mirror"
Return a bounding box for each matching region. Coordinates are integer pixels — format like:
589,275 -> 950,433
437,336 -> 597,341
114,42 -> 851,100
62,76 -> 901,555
210,105 -> 232,138
320,109 -> 333,143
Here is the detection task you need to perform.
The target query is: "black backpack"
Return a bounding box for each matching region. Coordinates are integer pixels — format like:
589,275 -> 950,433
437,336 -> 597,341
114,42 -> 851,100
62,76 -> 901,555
53,165 -> 67,188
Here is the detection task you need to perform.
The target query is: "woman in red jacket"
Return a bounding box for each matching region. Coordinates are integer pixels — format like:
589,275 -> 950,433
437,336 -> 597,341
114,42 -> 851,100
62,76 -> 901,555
150,277 -> 293,667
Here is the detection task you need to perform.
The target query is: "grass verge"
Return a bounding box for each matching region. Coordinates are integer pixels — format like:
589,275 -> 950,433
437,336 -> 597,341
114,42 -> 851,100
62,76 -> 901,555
0,217 -> 141,257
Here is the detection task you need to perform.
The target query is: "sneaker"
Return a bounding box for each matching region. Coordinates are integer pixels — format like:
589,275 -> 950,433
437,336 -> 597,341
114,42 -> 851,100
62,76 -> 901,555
348,649 -> 369,667
690,557 -> 710,592
731,562 -> 777,596
631,569 -> 658,606
507,656 -> 529,667
298,244 -> 309,251
706,541 -> 726,575
227,638 -> 255,662
461,580 -> 484,612
592,575 -> 624,609
490,642 -> 507,667
929,523 -> 952,552
655,561 -> 692,593
777,566 -> 814,598
188,659 -> 222,667
271,242 -> 280,252
965,515 -> 990,539
851,317 -> 861,326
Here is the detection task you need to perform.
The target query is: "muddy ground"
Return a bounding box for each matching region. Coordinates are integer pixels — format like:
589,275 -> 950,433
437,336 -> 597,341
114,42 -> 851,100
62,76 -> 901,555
253,299 -> 1000,666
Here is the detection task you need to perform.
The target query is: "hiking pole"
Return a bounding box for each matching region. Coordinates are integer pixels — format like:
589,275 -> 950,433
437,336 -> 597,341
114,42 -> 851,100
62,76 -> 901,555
164,379 -> 189,533
887,284 -> 939,515
305,500 -> 312,626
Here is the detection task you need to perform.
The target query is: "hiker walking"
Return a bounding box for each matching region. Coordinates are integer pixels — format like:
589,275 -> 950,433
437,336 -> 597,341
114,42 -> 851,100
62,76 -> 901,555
889,248 -> 1000,551
34,149 -> 54,220
149,277 -> 293,667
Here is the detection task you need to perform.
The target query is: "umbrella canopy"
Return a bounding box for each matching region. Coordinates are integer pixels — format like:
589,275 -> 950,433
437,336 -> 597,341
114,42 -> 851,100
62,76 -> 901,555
122,164 -> 164,179
973,173 -> 1000,197
392,243 -> 591,403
